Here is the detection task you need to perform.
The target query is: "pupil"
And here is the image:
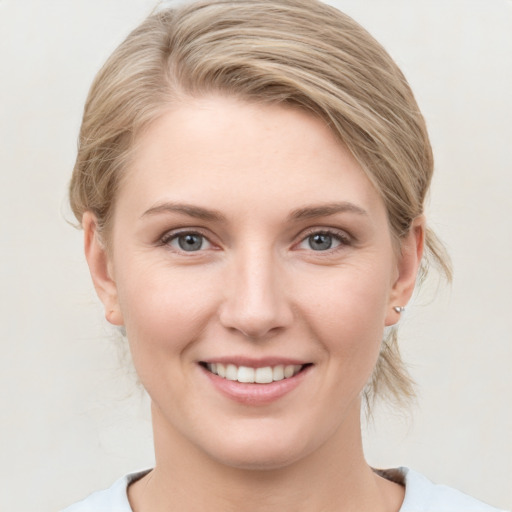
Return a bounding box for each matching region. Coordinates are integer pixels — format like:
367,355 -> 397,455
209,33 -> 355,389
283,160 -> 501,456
310,234 -> 332,250
179,234 -> 202,251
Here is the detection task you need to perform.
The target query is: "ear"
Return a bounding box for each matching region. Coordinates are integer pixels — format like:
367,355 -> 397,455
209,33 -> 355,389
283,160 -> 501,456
82,211 -> 124,326
385,216 -> 425,326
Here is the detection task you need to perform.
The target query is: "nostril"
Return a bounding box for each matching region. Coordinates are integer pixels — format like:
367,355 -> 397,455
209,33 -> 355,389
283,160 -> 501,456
218,267 -> 294,339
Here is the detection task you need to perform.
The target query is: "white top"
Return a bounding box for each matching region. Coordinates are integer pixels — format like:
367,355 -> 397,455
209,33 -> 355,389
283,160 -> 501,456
61,467 -> 508,512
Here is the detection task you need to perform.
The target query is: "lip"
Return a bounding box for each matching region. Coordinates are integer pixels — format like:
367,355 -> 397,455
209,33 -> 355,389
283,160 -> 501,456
201,356 -> 309,367
200,361 -> 313,405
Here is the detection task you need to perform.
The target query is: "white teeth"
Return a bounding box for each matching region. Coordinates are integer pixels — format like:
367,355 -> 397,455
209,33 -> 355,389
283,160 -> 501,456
216,363 -> 226,378
272,365 -> 284,381
255,366 -> 273,384
237,366 -> 255,383
205,362 -> 305,383
225,364 -> 238,381
284,365 -> 295,378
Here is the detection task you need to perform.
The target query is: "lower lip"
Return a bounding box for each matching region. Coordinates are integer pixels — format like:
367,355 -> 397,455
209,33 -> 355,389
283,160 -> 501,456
201,365 -> 312,405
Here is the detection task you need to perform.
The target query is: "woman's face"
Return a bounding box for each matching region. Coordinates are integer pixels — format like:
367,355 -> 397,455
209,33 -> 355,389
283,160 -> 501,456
85,96 -> 421,470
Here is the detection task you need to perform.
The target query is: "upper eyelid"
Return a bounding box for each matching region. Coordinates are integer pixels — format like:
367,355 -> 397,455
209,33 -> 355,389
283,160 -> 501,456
160,227 -> 210,241
159,228 -> 217,250
298,226 -> 352,241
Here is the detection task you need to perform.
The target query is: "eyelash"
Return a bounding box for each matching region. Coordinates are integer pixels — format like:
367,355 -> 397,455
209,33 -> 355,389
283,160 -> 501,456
296,228 -> 352,252
158,227 -> 352,254
159,229 -> 214,253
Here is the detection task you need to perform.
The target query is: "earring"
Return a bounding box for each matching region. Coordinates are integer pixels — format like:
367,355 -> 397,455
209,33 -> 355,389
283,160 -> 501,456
393,306 -> 405,314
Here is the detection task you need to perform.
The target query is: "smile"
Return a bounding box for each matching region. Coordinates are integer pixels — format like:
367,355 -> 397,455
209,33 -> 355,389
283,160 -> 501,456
203,362 -> 307,384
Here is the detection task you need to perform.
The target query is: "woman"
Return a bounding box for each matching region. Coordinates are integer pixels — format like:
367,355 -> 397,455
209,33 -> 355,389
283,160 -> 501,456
62,1 -> 505,510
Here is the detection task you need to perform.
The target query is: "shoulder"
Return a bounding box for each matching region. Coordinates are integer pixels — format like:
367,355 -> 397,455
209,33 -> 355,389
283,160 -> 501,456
59,470 -> 151,512
398,467 -> 508,512
59,467 -> 508,512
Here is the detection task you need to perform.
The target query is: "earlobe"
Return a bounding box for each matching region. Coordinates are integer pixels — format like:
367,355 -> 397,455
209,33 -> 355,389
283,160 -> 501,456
385,216 -> 425,326
82,212 -> 124,326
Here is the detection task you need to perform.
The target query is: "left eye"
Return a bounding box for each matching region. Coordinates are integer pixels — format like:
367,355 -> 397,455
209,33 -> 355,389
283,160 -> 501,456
166,233 -> 212,252
298,232 -> 343,251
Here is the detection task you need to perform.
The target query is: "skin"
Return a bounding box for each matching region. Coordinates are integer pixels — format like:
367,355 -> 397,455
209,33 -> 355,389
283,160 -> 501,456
84,96 -> 424,512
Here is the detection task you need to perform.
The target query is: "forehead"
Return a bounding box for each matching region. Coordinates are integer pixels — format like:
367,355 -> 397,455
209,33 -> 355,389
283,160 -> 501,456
118,96 -> 385,221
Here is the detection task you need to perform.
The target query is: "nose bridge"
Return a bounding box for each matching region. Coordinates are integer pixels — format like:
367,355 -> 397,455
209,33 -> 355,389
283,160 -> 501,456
219,241 -> 292,338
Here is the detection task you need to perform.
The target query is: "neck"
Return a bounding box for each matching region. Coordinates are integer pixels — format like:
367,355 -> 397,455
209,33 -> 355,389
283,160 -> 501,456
128,401 -> 403,512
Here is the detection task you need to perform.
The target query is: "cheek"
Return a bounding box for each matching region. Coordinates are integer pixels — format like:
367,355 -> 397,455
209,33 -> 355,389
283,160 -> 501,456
295,262 -> 392,371
300,262 -> 391,332
115,260 -> 221,359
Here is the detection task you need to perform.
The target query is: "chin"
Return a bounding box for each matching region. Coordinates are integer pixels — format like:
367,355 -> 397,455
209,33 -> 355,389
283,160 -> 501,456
198,422 -> 318,472
211,444 -> 306,472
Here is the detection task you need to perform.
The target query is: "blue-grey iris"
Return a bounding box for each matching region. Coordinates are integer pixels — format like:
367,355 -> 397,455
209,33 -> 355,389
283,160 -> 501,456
309,234 -> 332,251
178,234 -> 203,251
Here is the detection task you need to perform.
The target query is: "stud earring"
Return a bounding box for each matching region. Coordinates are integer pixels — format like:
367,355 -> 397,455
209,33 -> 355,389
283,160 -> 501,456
393,306 -> 405,314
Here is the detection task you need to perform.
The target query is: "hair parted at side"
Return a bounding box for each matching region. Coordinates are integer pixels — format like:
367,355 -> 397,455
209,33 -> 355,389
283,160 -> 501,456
69,0 -> 451,410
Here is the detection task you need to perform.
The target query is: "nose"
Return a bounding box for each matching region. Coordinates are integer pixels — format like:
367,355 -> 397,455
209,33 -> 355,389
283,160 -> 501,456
218,248 -> 293,340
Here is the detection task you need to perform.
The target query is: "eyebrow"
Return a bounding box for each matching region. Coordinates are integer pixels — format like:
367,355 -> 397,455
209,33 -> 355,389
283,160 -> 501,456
141,201 -> 367,222
288,202 -> 368,221
141,202 -> 226,222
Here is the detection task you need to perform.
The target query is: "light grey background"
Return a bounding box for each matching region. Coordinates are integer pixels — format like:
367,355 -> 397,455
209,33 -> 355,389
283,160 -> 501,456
0,1 -> 510,511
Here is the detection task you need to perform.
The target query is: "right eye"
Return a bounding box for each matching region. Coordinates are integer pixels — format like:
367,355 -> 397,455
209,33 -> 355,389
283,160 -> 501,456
163,232 -> 212,252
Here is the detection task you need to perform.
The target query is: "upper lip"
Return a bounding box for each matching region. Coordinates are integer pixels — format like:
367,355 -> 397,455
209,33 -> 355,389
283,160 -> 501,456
200,356 -> 311,367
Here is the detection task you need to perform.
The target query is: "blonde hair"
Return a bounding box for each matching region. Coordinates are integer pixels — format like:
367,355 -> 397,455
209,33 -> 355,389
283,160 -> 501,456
70,0 -> 451,409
